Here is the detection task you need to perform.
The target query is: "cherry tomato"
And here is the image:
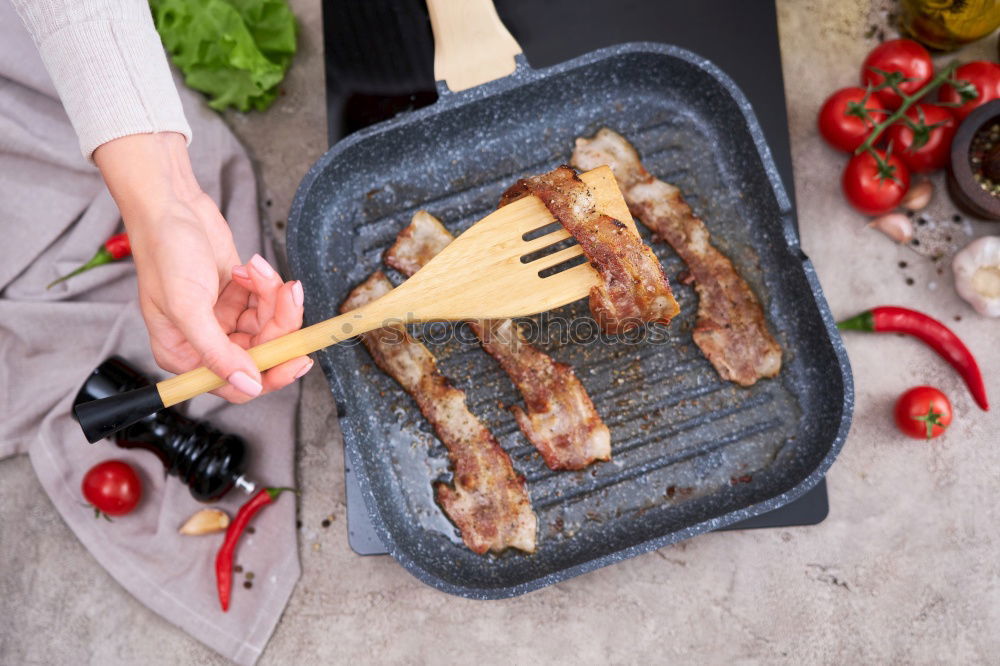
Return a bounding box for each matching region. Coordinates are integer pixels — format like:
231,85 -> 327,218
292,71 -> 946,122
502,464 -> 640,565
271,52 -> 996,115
884,103 -> 956,173
842,149 -> 911,215
894,386 -> 952,440
938,61 -> 1000,122
818,87 -> 888,152
82,460 -> 142,518
861,39 -> 934,109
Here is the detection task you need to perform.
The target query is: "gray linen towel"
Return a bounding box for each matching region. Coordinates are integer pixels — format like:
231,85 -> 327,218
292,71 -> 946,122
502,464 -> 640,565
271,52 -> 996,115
0,3 -> 301,663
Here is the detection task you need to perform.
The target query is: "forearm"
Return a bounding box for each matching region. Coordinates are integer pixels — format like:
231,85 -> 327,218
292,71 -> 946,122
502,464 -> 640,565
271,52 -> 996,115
94,132 -> 201,228
10,0 -> 190,161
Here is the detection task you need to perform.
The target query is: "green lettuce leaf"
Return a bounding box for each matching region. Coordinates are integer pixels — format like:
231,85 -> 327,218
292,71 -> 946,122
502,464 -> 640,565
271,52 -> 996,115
149,0 -> 297,112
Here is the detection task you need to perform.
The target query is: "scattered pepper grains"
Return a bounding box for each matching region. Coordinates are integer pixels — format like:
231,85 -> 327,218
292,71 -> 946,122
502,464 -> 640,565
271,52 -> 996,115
246,572 -> 254,581
234,565 -> 243,574
246,526 -> 255,535
243,581 -> 253,589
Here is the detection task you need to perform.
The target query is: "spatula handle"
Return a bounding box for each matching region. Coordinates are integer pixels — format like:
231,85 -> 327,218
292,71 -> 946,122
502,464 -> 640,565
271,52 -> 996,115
426,0 -> 522,92
74,295 -> 404,443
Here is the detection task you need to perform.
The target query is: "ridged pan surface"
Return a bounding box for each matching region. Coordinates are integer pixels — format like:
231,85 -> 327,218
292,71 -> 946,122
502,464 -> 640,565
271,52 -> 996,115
288,43 -> 853,599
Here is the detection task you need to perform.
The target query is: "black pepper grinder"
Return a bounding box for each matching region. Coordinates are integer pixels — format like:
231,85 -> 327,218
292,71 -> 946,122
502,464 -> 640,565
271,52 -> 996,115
73,357 -> 257,502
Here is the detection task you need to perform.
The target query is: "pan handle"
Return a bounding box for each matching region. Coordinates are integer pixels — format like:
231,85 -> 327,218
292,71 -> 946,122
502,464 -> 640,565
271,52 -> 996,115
426,0 -> 522,92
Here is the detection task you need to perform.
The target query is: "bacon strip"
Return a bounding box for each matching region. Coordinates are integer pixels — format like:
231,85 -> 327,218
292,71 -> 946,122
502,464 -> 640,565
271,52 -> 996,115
572,128 -> 782,386
385,211 -> 611,470
500,165 -> 680,334
341,271 -> 537,554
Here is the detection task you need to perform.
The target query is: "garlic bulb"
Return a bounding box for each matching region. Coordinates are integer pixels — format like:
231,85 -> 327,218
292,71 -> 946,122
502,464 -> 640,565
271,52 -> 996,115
953,236 -> 1000,317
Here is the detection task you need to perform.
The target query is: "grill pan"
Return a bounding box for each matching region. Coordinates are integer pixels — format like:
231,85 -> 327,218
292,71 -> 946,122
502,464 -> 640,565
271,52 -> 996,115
287,2 -> 853,599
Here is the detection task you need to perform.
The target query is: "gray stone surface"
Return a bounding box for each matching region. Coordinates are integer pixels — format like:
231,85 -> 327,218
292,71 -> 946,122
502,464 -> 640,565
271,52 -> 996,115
2,1 -> 998,664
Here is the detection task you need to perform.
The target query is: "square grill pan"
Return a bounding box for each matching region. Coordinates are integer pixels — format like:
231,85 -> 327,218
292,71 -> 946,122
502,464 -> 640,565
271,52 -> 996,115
287,43 -> 853,599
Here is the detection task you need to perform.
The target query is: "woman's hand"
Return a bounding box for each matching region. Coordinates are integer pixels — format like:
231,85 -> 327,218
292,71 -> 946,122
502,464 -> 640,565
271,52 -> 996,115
94,133 -> 311,402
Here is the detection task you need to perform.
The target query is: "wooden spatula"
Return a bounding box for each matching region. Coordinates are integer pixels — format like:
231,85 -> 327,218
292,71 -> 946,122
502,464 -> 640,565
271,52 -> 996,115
75,166 -> 635,442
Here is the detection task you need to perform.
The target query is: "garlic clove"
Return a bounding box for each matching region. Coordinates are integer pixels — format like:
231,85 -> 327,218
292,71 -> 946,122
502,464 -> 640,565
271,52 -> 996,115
868,212 -> 914,244
179,508 -> 230,535
953,236 -> 1000,318
901,181 -> 933,212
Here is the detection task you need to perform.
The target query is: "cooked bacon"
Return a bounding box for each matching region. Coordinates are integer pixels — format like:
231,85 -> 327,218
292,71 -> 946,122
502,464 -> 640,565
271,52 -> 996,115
381,211 -> 451,276
572,128 -> 782,386
341,271 -> 537,554
500,165 -> 680,334
385,211 -> 611,470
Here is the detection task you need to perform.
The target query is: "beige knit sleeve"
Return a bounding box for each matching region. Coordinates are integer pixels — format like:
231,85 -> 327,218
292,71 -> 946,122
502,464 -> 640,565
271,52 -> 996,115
10,0 -> 192,162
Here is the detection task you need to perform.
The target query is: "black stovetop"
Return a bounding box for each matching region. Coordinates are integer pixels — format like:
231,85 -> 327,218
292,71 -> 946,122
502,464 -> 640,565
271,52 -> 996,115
321,0 -> 828,555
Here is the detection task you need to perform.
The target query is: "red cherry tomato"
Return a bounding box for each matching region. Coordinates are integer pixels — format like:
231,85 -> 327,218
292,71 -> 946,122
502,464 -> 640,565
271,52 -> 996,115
938,61 -> 1000,122
894,386 -> 952,439
861,39 -> 934,109
82,460 -> 142,518
818,87 -> 888,152
884,103 -> 956,173
842,149 -> 911,215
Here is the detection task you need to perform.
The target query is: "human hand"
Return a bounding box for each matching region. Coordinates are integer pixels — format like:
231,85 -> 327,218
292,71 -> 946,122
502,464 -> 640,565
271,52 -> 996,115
94,133 -> 311,402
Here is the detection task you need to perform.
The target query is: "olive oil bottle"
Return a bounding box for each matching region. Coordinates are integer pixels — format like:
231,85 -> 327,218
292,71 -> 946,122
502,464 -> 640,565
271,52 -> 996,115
900,0 -> 1000,51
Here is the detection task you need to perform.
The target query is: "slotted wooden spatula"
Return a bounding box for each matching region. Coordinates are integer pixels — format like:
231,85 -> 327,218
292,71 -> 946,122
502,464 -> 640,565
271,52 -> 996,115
75,166 -> 635,442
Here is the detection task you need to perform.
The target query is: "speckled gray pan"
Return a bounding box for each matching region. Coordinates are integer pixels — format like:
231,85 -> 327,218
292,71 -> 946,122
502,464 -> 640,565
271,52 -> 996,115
287,43 -> 854,599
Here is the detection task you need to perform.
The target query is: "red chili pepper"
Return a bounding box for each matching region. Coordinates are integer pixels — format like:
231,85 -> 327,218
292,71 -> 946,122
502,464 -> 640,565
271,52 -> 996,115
47,232 -> 131,289
215,487 -> 292,612
838,306 -> 989,411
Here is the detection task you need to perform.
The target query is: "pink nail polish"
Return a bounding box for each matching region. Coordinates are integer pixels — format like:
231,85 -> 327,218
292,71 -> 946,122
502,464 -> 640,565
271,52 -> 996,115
250,254 -> 276,279
292,280 -> 304,307
228,370 -> 263,397
232,265 -> 250,279
293,359 -> 313,380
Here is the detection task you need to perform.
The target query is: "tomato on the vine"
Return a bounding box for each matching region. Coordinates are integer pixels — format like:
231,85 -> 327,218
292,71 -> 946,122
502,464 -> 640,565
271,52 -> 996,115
894,386 -> 952,440
861,39 -> 934,109
82,460 -> 142,518
818,87 -> 887,152
938,61 -> 1000,122
884,103 -> 956,173
842,149 -> 910,215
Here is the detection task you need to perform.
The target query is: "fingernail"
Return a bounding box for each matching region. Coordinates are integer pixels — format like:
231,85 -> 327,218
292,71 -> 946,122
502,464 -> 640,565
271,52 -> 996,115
231,265 -> 249,279
250,254 -> 275,279
292,280 -> 304,307
228,370 -> 263,397
293,359 -> 313,380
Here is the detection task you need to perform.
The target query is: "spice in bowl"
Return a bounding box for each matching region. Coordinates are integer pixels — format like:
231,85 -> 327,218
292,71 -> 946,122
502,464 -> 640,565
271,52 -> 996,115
970,122 -> 1000,197
948,99 -> 1000,220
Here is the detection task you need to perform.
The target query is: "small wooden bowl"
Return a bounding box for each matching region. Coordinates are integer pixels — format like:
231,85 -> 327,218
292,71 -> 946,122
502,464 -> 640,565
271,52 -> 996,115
948,99 -> 1000,221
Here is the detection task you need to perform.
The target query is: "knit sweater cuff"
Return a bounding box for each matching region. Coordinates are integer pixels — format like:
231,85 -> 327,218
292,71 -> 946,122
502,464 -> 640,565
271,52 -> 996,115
35,15 -> 191,162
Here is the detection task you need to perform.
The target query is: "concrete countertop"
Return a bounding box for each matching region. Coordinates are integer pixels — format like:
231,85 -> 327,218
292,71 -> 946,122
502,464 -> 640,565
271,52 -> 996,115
2,1 -> 997,663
